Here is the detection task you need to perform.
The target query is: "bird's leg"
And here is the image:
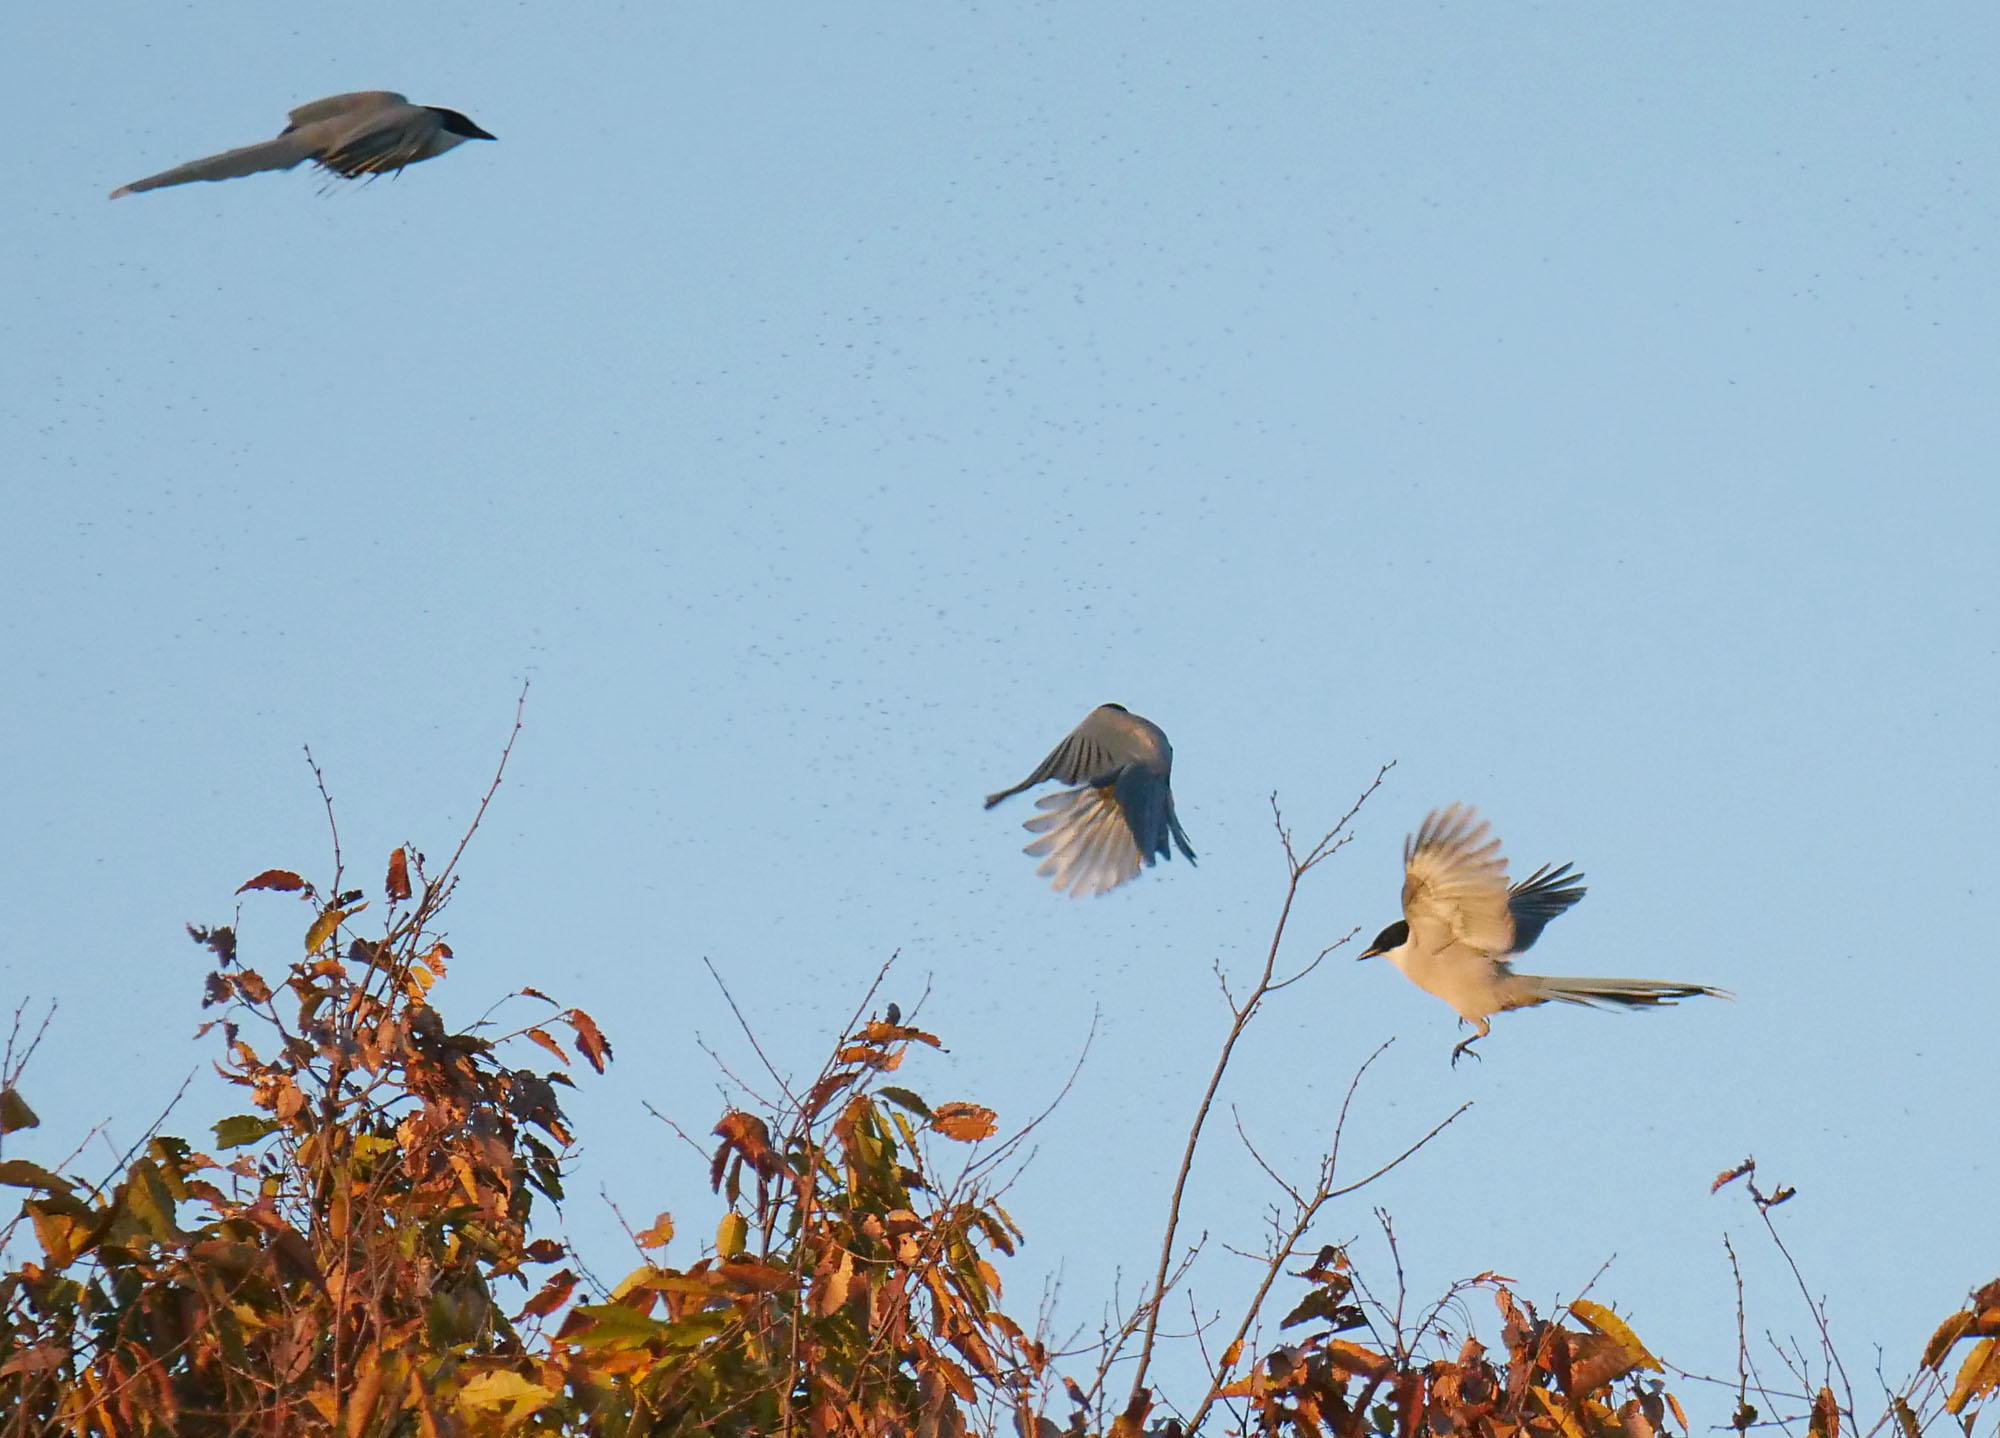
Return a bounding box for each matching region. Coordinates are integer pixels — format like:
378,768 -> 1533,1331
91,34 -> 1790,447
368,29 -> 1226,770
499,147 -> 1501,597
1449,1034 -> 1483,1067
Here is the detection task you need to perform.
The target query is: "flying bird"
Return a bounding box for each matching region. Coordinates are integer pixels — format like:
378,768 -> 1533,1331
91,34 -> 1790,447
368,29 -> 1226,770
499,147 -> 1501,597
111,91 -> 494,198
1358,805 -> 1727,1064
985,704 -> 1195,898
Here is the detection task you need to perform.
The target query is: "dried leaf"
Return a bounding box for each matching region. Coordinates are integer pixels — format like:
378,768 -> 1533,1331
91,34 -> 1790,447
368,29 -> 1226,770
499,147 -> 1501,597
931,1101 -> 998,1143
234,969 -> 273,1004
635,1213 -> 675,1249
1219,1338 -> 1243,1370
1808,1386 -> 1840,1438
238,869 -> 307,894
386,848 -> 412,902
525,1028 -> 570,1065
1711,1158 -> 1755,1192
0,1088 -> 38,1134
516,1269 -> 579,1321
524,1238 -> 566,1264
0,1159 -> 70,1191
567,1009 -> 612,1073
0,1345 -> 65,1377
1571,1300 -> 1663,1373
1949,1338 -> 2000,1415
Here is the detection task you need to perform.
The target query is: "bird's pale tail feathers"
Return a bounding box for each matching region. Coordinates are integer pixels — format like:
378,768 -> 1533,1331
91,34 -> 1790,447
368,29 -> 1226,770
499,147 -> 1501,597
1502,974 -> 1732,1014
111,135 -> 316,197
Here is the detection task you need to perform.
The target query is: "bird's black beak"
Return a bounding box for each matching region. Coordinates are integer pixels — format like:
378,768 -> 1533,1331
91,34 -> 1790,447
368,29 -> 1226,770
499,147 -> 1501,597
1356,947 -> 1380,962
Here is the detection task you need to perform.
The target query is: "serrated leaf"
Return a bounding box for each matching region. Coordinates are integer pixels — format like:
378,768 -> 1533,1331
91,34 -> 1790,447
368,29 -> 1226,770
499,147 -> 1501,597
931,1101 -> 997,1142
567,1008 -> 612,1073
237,869 -> 306,894
1949,1338 -> 2000,1415
526,1027 -> 569,1064
213,1115 -> 280,1150
0,1159 -> 71,1191
0,1089 -> 40,1134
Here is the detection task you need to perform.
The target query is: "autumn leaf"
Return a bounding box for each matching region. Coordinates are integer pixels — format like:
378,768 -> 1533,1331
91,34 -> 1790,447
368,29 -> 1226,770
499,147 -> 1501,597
1571,1299 -> 1662,1373
523,1238 -> 566,1264
515,1269 -> 579,1321
567,1008 -> 613,1073
1711,1158 -> 1755,1193
526,1028 -> 569,1065
0,1088 -> 38,1134
385,847 -> 412,902
304,905 -> 362,954
0,1159 -> 71,1191
716,1211 -> 748,1260
237,869 -> 307,894
931,1101 -> 998,1142
635,1212 -> 675,1249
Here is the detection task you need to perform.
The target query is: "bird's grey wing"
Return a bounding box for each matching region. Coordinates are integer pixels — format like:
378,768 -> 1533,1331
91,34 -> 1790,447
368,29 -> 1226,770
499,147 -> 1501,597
1506,863 -> 1586,953
111,133 -> 318,196
285,92 -> 408,129
1022,788 -> 1145,897
316,106 -> 439,178
984,707 -> 1130,808
1110,766 -> 1179,863
1401,805 -> 1514,954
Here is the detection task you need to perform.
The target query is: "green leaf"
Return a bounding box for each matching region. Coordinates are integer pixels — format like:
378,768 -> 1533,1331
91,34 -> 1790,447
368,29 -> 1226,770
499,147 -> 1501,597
568,1302 -> 670,1352
213,1115 -> 280,1150
0,1159 -> 72,1191
0,1088 -> 38,1134
304,904 -> 363,953
877,1086 -> 934,1120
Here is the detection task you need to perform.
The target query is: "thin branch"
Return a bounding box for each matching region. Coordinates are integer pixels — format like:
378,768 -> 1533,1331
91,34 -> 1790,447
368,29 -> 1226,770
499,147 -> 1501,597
1125,764 -> 1392,1409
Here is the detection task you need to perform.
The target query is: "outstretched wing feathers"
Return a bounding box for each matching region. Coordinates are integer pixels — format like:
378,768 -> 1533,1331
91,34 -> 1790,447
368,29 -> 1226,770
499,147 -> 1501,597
1399,804 -> 1514,955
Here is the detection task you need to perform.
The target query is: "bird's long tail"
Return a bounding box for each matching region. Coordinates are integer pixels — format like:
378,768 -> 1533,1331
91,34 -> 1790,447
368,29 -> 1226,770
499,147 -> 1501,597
112,135 -> 316,197
1501,974 -> 1732,1014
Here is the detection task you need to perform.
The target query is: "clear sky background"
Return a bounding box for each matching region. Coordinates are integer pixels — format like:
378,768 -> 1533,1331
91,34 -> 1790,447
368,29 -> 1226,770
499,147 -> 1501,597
4,1 -> 1996,1423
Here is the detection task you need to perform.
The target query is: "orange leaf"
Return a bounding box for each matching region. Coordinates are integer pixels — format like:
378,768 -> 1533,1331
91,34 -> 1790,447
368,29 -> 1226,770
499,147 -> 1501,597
635,1213 -> 675,1249
1711,1158 -> 1755,1193
1219,1338 -> 1243,1370
238,869 -> 306,894
385,849 -> 412,902
526,1028 -> 570,1065
567,1009 -> 613,1073
931,1102 -> 998,1143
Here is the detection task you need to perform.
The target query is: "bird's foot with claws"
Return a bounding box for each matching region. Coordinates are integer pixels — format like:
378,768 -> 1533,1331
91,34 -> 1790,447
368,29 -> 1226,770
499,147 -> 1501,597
1449,1036 -> 1482,1067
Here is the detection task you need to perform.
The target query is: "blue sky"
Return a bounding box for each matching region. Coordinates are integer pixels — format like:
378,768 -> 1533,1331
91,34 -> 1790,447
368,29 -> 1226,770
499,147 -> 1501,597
4,1 -> 1996,1422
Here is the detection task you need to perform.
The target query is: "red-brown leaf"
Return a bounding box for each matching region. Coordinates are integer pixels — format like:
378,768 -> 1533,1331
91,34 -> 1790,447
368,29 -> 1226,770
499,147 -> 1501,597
523,1239 -> 567,1264
517,1268 -> 578,1321
566,1010 -> 612,1073
385,849 -> 412,902
237,869 -> 306,895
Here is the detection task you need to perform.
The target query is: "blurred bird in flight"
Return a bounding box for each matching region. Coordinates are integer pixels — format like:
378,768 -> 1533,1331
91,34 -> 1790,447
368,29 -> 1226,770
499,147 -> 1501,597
1359,805 -> 1727,1064
986,704 -> 1194,898
112,91 -> 494,197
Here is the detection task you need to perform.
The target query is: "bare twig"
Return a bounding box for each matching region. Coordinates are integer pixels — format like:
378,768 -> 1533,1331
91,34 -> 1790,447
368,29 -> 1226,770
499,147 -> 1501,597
1124,764 -> 1392,1408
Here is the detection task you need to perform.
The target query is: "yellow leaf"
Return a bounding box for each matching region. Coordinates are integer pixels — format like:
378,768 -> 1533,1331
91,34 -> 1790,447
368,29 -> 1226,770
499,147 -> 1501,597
458,1369 -> 556,1411
1571,1299 -> 1662,1372
1949,1337 -> 2000,1415
304,905 -> 363,953
717,1211 -> 748,1259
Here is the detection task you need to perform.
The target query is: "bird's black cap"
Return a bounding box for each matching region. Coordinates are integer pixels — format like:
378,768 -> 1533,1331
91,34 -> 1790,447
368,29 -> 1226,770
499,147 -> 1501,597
1358,920 -> 1408,959
428,107 -> 497,141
